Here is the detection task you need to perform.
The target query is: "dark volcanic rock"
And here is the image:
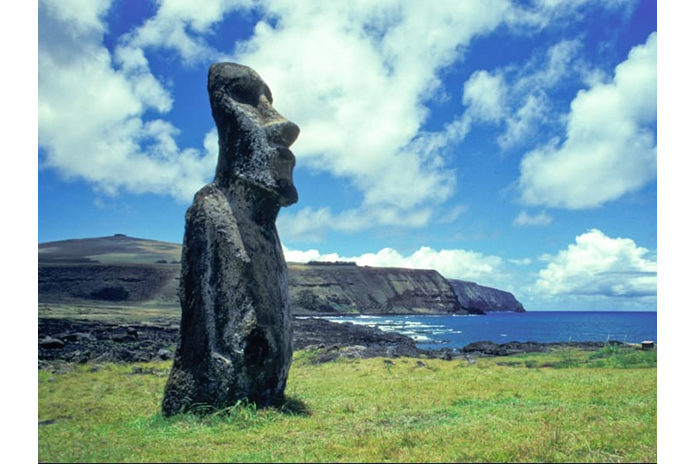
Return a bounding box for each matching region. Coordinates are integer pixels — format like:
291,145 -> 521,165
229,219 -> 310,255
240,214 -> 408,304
111,332 -> 135,343
58,332 -> 96,342
39,337 -> 65,349
39,317 -> 427,364
449,279 -> 525,313
38,317 -> 629,368
38,318 -> 178,363
162,63 -> 301,416
293,318 -> 425,359
90,286 -> 130,301
456,340 -> 624,357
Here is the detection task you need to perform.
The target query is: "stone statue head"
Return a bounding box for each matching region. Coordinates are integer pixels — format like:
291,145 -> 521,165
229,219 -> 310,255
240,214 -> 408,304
208,63 -> 299,207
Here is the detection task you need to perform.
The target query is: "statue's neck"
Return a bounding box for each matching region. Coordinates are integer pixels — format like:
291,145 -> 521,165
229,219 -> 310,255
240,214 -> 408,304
214,179 -> 280,229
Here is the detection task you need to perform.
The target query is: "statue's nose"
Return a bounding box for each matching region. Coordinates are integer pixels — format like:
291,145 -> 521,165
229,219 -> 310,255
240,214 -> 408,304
265,119 -> 300,147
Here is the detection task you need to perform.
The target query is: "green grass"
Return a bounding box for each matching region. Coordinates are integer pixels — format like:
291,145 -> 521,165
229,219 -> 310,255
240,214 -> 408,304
495,345 -> 657,370
38,303 -> 180,325
39,348 -> 656,462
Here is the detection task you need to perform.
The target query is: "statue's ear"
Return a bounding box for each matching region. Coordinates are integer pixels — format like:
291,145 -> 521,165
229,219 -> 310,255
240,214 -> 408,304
210,92 -> 239,121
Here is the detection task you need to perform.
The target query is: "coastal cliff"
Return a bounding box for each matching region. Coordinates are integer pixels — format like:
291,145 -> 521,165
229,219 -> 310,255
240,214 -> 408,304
449,279 -> 525,313
288,262 -> 469,315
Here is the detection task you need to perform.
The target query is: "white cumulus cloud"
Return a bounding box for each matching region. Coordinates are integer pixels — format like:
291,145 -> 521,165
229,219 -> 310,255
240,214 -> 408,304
518,32 -> 657,209
277,205 -> 435,242
462,70 -> 508,123
283,244 -> 508,288
38,0 -> 218,202
513,210 -> 552,226
39,0 -> 515,214
534,229 -> 656,297
233,0 -> 517,219
119,0 -> 254,65
461,38 -> 584,151
38,0 -> 645,224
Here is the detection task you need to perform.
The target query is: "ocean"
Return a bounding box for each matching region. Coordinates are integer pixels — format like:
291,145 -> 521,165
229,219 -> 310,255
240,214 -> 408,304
321,311 -> 657,350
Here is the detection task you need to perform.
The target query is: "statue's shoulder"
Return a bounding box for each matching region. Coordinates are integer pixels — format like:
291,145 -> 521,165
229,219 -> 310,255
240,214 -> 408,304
184,183 -> 248,260
192,183 -> 225,202
186,183 -> 234,224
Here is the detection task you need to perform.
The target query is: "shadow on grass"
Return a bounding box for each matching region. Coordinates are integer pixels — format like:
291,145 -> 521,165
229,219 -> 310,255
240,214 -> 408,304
273,395 -> 312,416
157,395 -> 311,427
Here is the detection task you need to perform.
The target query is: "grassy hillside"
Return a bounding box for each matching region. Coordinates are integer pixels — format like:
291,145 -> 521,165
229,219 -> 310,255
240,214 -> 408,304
39,235 -> 182,307
39,235 -> 182,265
38,347 -> 656,462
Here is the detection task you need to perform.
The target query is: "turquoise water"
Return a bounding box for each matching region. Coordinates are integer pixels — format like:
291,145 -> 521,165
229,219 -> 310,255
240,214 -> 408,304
321,311 -> 657,350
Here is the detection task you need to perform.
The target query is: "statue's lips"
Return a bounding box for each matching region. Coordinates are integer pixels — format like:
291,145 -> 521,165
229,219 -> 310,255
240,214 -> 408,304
273,147 -> 296,180
273,146 -> 297,206
276,146 -> 295,161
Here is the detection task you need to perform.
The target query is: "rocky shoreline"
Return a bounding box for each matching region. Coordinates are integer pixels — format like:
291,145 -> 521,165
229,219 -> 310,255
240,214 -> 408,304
38,317 -> 625,368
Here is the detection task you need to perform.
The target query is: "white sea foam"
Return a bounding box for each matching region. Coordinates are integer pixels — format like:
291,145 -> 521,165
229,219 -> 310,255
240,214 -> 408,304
322,315 -> 452,344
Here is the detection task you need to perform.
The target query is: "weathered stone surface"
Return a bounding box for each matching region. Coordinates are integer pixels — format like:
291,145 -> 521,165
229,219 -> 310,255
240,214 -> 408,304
161,63 -> 300,416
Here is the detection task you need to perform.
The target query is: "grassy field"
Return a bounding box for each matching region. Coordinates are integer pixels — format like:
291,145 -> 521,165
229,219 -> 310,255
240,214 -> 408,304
38,346 -> 656,463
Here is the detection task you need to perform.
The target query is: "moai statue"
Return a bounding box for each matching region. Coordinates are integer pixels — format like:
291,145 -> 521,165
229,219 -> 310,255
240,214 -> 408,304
162,63 -> 299,416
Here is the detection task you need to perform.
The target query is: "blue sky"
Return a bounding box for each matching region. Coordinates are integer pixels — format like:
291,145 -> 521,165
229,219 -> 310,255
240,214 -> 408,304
38,0 -> 658,311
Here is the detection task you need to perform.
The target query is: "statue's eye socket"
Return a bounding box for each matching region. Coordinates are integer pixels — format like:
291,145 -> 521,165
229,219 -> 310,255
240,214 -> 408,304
229,86 -> 261,106
226,81 -> 272,107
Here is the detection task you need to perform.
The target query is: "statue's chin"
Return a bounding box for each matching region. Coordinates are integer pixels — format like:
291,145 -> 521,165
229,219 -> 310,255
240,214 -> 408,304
277,185 -> 298,207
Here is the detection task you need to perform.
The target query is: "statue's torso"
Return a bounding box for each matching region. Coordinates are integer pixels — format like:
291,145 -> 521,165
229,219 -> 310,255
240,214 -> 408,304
163,183 -> 292,413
